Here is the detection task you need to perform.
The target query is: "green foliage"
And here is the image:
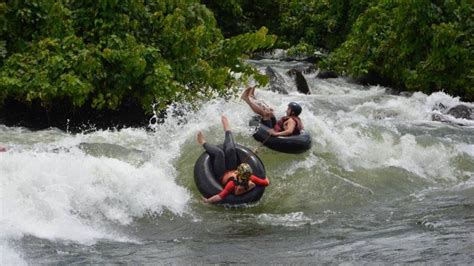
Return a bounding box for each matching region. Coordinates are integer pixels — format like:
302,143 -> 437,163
279,0 -> 358,50
205,0 -> 472,101
322,0 -> 473,101
1,0 -> 276,113
287,42 -> 314,57
200,0 -> 247,37
3,0 -> 471,114
1,36 -> 97,107
204,0 -> 373,51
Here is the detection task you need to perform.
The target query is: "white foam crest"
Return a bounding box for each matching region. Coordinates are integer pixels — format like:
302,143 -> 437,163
457,144 -> 474,157
314,112 -> 462,181
284,153 -> 320,177
313,79 -> 386,98
0,242 -> 27,266
257,212 -> 324,227
450,178 -> 474,192
384,135 -> 459,179
67,128 -> 153,153
303,87 -> 472,182
147,101 -> 225,161
0,127 -> 67,148
347,91 -> 474,125
424,91 -> 468,109
352,95 -> 428,122
345,92 -> 433,123
0,127 -> 153,155
0,150 -> 190,244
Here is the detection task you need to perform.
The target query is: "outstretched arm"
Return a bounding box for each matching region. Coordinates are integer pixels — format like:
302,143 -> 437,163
250,175 -> 270,186
202,195 -> 222,204
202,181 -> 234,204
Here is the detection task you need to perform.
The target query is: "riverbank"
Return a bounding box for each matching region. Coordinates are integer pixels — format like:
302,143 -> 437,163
0,97 -> 150,132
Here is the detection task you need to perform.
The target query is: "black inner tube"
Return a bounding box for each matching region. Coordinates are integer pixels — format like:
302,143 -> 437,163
253,123 -> 312,154
194,144 -> 267,205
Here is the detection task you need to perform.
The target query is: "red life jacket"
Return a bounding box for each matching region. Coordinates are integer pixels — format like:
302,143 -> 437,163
274,116 -> 303,135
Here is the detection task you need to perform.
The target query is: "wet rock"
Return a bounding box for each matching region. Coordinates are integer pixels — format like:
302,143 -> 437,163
431,113 -> 444,122
316,70 -> 338,79
280,57 -> 298,62
281,56 -> 320,64
399,91 -> 414,98
433,102 -> 448,111
355,71 -> 392,87
287,68 -> 310,95
281,50 -> 326,63
447,105 -> 473,120
303,65 -> 317,74
251,54 -> 266,60
431,104 -> 473,125
265,66 -> 288,94
301,55 -> 320,64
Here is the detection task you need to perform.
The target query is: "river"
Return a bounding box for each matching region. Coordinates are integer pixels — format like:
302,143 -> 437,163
1,59 -> 473,264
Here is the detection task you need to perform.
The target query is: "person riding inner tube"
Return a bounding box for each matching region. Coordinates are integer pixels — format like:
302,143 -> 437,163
252,122 -> 312,153
195,116 -> 269,205
241,86 -> 305,137
202,162 -> 269,204
242,86 -> 312,153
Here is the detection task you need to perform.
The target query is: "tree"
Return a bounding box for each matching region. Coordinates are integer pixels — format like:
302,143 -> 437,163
0,0 -> 276,115
322,0 -> 473,101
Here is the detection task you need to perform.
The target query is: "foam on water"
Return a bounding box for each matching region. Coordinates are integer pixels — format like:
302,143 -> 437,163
0,242 -> 27,266
257,212 -> 324,227
183,76 -> 473,185
306,86 -> 473,181
0,140 -> 191,246
1,60 -> 473,262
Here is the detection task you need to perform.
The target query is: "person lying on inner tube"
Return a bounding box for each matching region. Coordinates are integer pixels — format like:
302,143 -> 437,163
197,115 -> 270,204
241,85 -> 304,136
202,163 -> 269,204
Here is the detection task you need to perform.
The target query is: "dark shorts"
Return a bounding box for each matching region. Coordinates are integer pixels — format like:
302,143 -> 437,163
261,116 -> 277,128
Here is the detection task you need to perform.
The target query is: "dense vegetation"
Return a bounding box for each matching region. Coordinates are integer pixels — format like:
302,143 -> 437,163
203,0 -> 372,52
322,0 -> 473,100
0,0 -> 275,120
205,0 -> 473,101
0,0 -> 472,129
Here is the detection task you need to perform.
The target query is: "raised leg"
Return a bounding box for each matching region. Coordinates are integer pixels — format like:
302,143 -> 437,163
241,86 -> 274,120
203,143 -> 226,179
198,131 -> 226,178
223,131 -> 238,171
221,116 -> 238,171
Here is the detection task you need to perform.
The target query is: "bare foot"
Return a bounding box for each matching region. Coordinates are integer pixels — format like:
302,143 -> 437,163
197,131 -> 205,145
249,86 -> 257,99
240,86 -> 253,101
221,115 -> 230,132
